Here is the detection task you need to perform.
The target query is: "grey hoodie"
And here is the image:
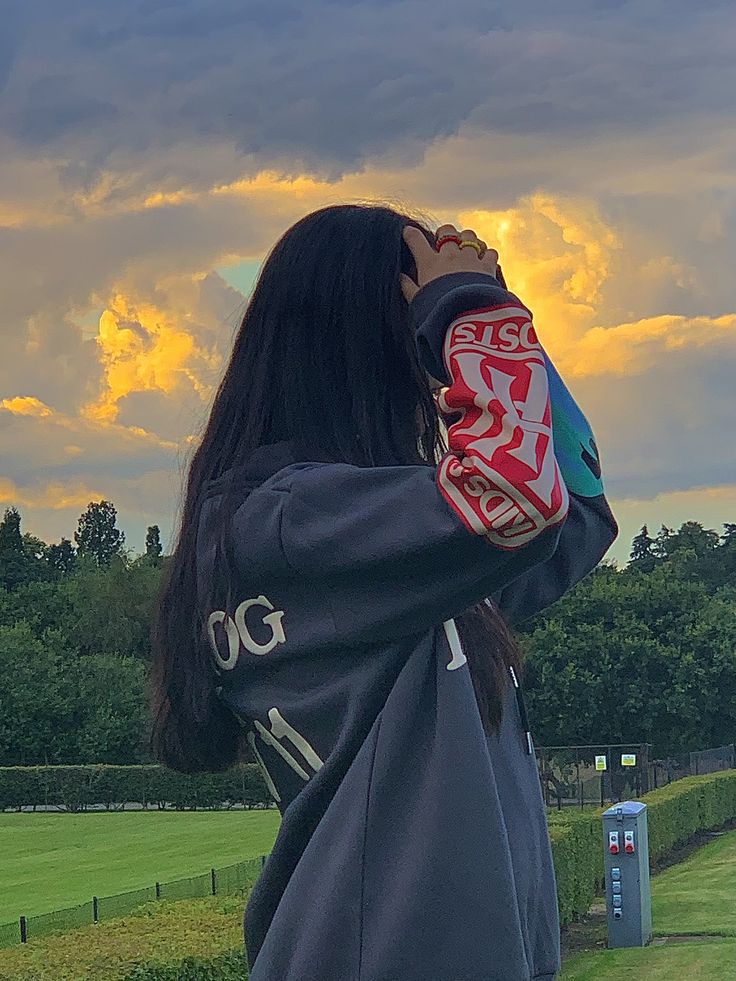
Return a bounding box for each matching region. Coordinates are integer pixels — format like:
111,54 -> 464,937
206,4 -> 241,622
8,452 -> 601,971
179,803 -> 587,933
196,271 -> 618,980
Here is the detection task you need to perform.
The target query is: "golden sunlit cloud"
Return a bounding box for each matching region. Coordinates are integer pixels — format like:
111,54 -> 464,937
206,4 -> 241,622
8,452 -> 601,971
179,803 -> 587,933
566,312 -> 736,377
458,194 -> 622,352
83,293 -> 212,423
5,162 -> 734,481
0,204 -> 69,229
142,189 -> 200,209
212,171 -> 331,200
1,396 -> 54,418
0,477 -> 104,511
613,483 -> 736,509
63,182 -> 735,417
70,171 -> 141,214
1,396 -> 180,453
455,194 -> 736,380
20,165 -> 344,224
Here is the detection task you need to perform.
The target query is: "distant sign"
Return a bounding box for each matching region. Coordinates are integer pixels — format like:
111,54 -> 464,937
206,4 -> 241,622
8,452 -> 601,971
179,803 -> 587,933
595,755 -> 607,771
621,754 -> 637,767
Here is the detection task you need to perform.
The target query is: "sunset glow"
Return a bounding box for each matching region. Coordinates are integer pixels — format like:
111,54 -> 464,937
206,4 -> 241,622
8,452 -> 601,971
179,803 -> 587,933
2,1 -> 734,563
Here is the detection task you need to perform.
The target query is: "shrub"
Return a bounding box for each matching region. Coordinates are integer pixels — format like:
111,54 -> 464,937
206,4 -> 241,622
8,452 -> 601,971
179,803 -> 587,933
550,768 -> 736,926
0,765 -> 270,812
0,896 -> 248,981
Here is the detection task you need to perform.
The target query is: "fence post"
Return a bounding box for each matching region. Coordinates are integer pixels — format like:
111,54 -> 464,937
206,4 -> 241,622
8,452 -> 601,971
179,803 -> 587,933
261,854 -> 267,868
19,916 -> 27,944
93,896 -> 99,923
211,868 -> 217,895
155,882 -> 161,899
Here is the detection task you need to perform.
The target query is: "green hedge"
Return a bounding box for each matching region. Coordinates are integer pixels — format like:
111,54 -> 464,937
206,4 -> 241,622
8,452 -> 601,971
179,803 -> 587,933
0,765 -> 271,811
549,811 -> 602,925
0,895 -> 249,981
121,950 -> 249,980
550,769 -> 736,925
1,771 -> 735,980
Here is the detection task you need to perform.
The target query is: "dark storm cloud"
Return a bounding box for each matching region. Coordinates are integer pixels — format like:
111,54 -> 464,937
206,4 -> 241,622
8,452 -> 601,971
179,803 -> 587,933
2,0 -> 735,179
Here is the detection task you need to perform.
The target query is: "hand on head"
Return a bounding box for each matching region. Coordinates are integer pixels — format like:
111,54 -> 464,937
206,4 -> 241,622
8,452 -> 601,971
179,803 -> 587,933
400,223 -> 501,303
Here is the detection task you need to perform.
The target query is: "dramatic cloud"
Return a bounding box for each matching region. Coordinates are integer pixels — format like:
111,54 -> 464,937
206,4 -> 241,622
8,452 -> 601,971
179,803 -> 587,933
3,1 -> 735,174
1,0 -> 734,562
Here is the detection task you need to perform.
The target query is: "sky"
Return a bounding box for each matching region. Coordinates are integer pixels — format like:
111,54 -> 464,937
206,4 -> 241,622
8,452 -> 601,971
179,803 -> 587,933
1,0 -> 735,568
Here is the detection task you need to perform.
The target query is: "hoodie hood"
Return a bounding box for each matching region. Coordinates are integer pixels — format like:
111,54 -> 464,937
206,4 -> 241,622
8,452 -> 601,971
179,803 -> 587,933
200,440 -> 311,501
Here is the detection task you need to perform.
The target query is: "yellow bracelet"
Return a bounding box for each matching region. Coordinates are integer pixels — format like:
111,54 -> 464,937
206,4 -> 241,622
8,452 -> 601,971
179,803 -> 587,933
458,240 -> 483,255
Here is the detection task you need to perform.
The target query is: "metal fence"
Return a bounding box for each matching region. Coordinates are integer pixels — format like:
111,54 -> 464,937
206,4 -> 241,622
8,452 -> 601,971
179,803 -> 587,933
3,744 -> 734,947
0,854 -> 268,948
650,744 -> 736,788
537,742 -> 736,810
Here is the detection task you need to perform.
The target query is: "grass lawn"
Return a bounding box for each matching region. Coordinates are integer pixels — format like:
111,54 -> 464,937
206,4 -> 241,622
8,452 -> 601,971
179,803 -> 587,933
561,831 -> 736,979
0,809 -> 281,923
562,939 -> 736,979
651,832 -> 736,937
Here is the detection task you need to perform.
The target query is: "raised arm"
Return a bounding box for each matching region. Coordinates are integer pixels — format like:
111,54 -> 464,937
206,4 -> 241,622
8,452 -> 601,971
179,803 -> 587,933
487,346 -> 618,626
241,272 -> 580,650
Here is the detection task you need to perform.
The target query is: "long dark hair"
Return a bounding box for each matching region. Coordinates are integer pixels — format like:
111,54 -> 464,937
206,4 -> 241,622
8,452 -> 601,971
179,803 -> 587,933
149,202 -> 524,773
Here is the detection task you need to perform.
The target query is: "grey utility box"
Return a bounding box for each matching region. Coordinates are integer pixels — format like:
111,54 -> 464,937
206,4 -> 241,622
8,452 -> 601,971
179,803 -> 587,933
602,801 -> 652,948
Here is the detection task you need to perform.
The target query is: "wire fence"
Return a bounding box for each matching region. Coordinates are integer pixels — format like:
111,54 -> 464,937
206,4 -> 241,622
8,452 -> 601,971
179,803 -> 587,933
536,742 -> 736,810
0,854 -> 268,948
3,744 -> 734,947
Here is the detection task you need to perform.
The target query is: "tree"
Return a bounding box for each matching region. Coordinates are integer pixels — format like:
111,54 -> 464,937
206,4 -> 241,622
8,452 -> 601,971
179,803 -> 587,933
75,500 -> 125,567
74,654 -> 150,764
522,563 -> 736,755
22,532 -> 47,562
653,524 -> 675,560
629,525 -> 657,572
47,537 -> 77,577
668,521 -> 720,558
60,555 -> 162,659
0,507 -> 22,553
145,525 -> 163,566
0,620 -> 150,765
721,523 -> 736,547
0,621 -> 78,764
0,579 -> 74,639
0,508 -> 48,590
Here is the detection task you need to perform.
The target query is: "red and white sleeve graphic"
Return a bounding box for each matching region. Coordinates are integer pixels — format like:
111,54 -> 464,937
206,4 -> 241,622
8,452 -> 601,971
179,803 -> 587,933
436,303 -> 570,550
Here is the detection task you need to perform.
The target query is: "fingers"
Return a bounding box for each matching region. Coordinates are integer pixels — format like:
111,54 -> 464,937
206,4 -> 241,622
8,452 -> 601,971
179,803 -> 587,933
435,223 -> 462,252
400,272 -> 419,303
437,225 -> 498,264
401,222 -> 500,303
402,224 -> 439,260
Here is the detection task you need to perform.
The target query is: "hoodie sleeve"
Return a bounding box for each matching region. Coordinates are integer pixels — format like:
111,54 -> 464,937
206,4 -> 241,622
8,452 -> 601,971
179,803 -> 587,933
250,271 -> 599,650
487,350 -> 618,626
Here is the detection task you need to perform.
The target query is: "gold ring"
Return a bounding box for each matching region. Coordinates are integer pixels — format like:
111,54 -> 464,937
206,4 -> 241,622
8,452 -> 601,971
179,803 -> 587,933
458,240 -> 483,255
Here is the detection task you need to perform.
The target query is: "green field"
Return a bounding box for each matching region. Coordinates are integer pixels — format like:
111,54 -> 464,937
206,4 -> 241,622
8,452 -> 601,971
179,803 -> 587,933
561,831 -> 736,979
562,940 -> 736,980
0,810 -> 281,923
5,812 -> 736,979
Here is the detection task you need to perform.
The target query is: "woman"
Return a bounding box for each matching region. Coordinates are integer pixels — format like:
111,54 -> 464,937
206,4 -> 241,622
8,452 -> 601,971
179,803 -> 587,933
150,203 -> 618,981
